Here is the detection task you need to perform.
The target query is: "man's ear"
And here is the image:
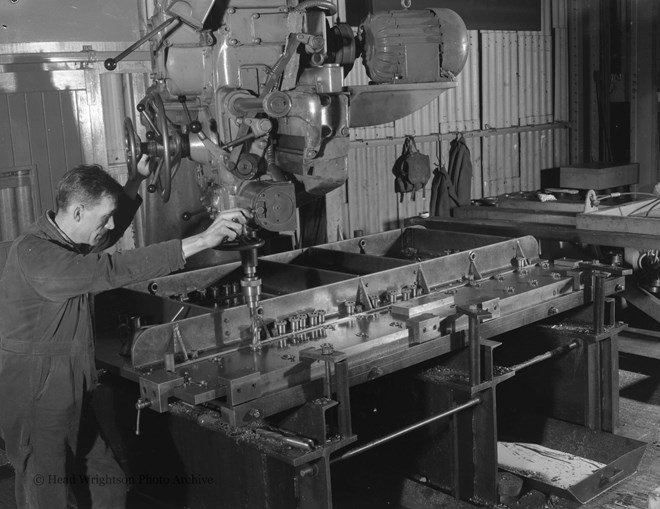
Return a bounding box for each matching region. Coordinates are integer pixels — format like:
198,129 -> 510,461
72,204 -> 84,223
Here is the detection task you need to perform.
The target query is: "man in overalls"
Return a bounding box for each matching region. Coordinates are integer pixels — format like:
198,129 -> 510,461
0,160 -> 250,508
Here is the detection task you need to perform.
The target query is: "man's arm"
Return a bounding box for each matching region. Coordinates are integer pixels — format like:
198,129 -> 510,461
94,158 -> 150,252
19,208 -> 252,301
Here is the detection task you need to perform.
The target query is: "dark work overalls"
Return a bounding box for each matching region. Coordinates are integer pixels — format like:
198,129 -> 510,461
0,195 -> 185,509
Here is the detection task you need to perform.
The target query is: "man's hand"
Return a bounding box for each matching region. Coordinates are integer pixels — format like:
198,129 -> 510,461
124,156 -> 152,200
181,208 -> 252,259
135,156 -> 152,181
201,208 -> 252,249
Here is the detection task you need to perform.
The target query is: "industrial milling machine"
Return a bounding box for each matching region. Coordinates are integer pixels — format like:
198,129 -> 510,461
94,1 -> 646,508
106,0 -> 468,229
96,227 -> 644,508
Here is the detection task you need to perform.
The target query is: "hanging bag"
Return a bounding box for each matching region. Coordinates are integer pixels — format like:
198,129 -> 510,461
392,135 -> 431,202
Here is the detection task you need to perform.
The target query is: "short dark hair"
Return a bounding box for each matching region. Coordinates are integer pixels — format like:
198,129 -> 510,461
55,165 -> 124,211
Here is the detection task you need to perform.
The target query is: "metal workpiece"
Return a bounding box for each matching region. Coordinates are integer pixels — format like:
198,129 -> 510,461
125,242 -> 621,414
95,229 -> 633,508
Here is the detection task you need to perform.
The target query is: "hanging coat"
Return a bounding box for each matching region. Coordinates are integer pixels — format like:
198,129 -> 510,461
447,135 -> 473,206
429,165 -> 460,217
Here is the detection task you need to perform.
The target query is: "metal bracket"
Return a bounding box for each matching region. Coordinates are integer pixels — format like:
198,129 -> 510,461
456,305 -> 493,385
416,265 -> 431,294
138,370 -> 185,413
407,313 -> 440,344
300,344 -> 352,439
466,251 -> 483,281
218,371 -> 263,406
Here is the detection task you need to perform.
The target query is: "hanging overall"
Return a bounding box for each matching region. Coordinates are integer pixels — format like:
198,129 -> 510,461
392,135 -> 431,202
447,134 -> 473,206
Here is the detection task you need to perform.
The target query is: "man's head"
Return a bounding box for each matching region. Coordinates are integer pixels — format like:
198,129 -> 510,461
54,165 -> 124,246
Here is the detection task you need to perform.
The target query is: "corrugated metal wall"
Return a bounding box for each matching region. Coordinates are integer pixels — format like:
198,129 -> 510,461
336,0 -> 571,239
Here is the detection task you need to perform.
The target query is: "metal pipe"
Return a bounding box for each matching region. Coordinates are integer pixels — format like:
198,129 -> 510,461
593,271 -> 607,334
468,314 -> 481,385
509,340 -> 579,372
330,397 -> 481,464
335,361 -> 352,438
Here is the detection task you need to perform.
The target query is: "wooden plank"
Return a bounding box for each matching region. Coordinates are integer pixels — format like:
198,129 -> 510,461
0,71 -> 86,93
0,95 -> 11,169
84,69 -> 108,167
498,442 -> 605,490
61,89 -> 83,171
26,92 -> 54,212
7,94 -> 31,167
559,162 -> 639,189
619,328 -> 660,360
75,88 -> 95,166
495,194 -> 586,212
577,198 -> 660,236
452,205 -> 578,225
43,91 -> 69,186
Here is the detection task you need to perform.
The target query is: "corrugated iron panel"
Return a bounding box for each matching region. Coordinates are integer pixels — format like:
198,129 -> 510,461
554,27 -> 570,121
552,0 -> 568,29
542,0 -> 553,34
481,133 -> 520,197
520,129 -> 554,191
346,141 -> 437,235
394,98 -> 439,138
481,31 -> 519,129
440,31 -> 481,133
518,32 -> 553,125
553,127 -> 570,167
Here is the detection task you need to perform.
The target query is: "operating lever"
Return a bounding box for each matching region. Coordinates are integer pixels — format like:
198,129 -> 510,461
178,96 -> 202,134
105,17 -> 180,71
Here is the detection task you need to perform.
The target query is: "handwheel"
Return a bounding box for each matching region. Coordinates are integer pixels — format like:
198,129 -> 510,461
140,91 -> 172,202
124,117 -> 142,180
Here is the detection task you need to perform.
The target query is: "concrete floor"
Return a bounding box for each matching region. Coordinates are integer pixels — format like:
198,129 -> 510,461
2,359 -> 660,509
